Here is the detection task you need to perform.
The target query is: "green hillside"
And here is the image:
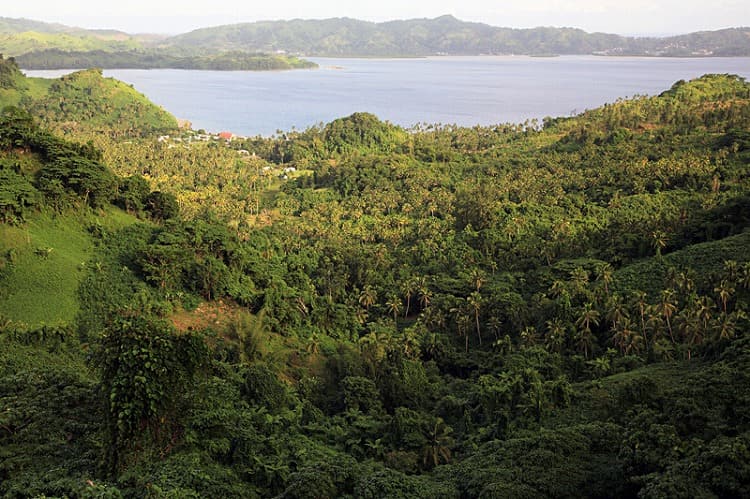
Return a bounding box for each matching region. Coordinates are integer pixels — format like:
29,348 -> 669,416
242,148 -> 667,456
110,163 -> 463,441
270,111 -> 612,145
163,16 -> 750,56
1,74 -> 749,497
0,105 -> 167,327
0,31 -> 141,57
0,210 -> 140,326
0,17 -> 143,57
0,55 -> 177,136
0,17 -> 318,71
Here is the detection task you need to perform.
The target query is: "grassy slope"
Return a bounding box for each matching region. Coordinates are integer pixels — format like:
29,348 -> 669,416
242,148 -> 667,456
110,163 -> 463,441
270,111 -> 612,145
0,209 -> 139,326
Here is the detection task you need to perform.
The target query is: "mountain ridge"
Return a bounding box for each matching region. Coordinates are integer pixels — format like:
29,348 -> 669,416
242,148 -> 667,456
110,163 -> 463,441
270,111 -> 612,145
1,15 -> 750,61
160,16 -> 750,57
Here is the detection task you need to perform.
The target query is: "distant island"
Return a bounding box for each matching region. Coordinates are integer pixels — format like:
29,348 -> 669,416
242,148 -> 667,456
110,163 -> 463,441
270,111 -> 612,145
0,15 -> 749,70
14,49 -> 317,71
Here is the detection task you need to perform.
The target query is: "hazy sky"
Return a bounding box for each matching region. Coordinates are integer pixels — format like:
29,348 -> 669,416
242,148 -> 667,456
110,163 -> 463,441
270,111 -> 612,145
3,0 -> 748,36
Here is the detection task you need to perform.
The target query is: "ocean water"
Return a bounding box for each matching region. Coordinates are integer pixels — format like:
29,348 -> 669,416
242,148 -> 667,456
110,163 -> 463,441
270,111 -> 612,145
25,56 -> 750,136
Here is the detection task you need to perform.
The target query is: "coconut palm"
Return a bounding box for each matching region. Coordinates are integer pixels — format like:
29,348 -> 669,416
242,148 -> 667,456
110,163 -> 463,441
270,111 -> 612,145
358,285 -> 377,311
469,268 -> 485,291
651,230 -> 668,257
545,318 -> 567,353
713,312 -> 740,341
575,302 -> 600,333
422,418 -> 453,469
575,303 -> 600,359
487,316 -> 503,340
386,295 -> 402,324
467,291 -> 483,345
631,291 -> 649,346
714,280 -> 734,313
569,267 -> 590,298
596,263 -> 614,297
414,276 -> 431,310
400,278 -> 415,318
657,289 -> 678,344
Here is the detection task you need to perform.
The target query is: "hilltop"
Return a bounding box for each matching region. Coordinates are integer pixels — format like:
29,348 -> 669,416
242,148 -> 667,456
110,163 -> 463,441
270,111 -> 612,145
0,54 -> 177,136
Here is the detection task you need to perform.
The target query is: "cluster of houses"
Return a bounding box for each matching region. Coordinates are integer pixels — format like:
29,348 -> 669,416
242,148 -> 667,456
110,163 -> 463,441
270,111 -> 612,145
154,129 -> 303,180
157,130 -> 251,149
158,130 -> 244,143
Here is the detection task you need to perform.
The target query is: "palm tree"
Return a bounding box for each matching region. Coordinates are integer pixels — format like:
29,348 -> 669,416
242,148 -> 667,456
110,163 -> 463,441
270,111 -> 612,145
576,327 -> 594,360
575,303 -> 600,359
450,306 -> 471,353
358,285 -> 377,311
657,289 -> 677,344
576,302 -> 600,333
386,295 -> 402,325
651,230 -> 668,257
520,326 -> 539,348
421,306 -> 446,332
612,317 -> 635,355
631,291 -> 649,346
605,294 -> 629,331
359,325 -> 392,374
676,308 -> 701,360
545,318 -> 567,353
467,291 -> 483,345
400,278 -> 415,318
415,276 -> 431,310
714,280 -> 734,313
487,316 -> 503,340
422,332 -> 444,360
713,312 -> 739,341
589,357 -> 611,379
469,268 -> 485,291
695,296 -> 715,335
549,279 -> 572,316
596,263 -> 614,297
569,267 -> 590,299
676,270 -> 696,299
422,418 -> 453,469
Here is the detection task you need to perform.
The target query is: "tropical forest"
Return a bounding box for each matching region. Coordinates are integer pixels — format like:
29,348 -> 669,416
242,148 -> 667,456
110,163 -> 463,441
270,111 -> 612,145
0,50 -> 750,498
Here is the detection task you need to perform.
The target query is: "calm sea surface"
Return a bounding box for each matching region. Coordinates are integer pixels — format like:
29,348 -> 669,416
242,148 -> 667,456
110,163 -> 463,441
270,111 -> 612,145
26,56 -> 750,136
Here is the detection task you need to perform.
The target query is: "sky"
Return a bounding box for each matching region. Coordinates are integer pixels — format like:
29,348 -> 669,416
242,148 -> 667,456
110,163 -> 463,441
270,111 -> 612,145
2,0 -> 748,36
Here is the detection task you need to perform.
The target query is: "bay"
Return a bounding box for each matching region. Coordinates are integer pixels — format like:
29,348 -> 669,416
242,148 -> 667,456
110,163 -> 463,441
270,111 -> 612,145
26,56 -> 750,136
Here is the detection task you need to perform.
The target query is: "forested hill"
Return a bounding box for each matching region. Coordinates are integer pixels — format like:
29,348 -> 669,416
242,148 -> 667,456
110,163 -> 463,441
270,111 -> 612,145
0,55 -> 177,136
0,17 -> 317,71
162,15 -> 750,56
2,73 -> 749,497
0,17 -> 144,56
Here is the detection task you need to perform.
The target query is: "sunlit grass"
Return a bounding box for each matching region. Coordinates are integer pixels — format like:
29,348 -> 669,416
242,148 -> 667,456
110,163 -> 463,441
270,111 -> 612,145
0,208 -> 139,326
